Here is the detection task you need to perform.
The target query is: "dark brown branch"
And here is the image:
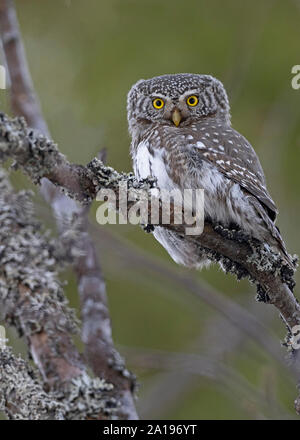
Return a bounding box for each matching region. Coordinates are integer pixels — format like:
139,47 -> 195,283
0,0 -> 138,420
183,223 -> 299,330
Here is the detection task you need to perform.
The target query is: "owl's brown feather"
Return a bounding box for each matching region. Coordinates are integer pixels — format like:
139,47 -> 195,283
185,122 -> 279,221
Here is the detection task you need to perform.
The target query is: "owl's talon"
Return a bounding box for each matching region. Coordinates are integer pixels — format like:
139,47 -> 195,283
143,224 -> 155,233
256,285 -> 270,303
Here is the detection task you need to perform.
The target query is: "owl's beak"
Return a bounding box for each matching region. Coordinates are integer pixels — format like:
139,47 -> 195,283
171,108 -> 182,127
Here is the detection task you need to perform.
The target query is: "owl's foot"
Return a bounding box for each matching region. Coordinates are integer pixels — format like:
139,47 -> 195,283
256,285 -> 271,303
213,222 -> 250,243
142,224 -> 155,233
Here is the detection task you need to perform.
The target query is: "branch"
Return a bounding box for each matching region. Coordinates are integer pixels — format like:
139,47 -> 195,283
0,1 -> 298,415
0,112 -> 298,331
0,0 -> 49,135
71,216 -> 137,404
0,348 -> 64,420
0,169 -> 81,386
1,113 -> 299,376
93,227 -> 297,416
0,0 -> 138,420
0,0 -> 297,337
93,225 -> 290,368
0,169 -> 117,419
0,345 -> 118,420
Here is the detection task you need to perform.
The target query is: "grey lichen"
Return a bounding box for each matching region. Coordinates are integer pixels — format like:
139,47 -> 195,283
0,347 -> 118,420
213,223 -> 297,290
0,169 -> 121,419
0,113 -> 64,184
209,224 -> 256,281
247,240 -> 297,292
295,394 -> 300,416
88,157 -> 157,193
0,347 -> 64,420
0,168 -> 78,339
56,372 -> 117,420
0,113 -> 297,296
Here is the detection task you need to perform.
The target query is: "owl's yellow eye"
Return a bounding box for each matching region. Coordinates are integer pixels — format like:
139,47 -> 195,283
152,98 -> 165,109
186,95 -> 198,107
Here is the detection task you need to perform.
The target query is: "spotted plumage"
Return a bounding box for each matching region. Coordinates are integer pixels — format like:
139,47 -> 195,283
127,73 -> 292,268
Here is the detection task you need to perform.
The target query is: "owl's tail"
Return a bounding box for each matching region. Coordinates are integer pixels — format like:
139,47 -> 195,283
251,197 -> 296,270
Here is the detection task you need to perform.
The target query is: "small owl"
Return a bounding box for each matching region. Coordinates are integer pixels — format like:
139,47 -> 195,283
127,73 -> 293,269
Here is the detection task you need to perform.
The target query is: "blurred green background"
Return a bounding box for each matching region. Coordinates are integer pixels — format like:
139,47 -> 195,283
1,0 -> 300,419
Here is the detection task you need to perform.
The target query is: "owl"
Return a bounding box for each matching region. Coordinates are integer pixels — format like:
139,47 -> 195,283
127,73 -> 293,269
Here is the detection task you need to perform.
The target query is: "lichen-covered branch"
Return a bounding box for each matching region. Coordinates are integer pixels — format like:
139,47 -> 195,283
0,0 -> 49,135
0,169 -> 118,419
0,0 -> 138,420
0,113 -> 298,332
0,112 -> 298,328
70,216 -> 137,417
0,111 -> 300,412
0,348 -> 64,420
0,0 -> 298,419
0,168 -> 81,384
0,346 -> 118,420
0,1 -> 298,416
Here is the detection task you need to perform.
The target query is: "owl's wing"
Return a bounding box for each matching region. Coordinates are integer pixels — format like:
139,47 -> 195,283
189,136 -> 295,265
190,128 -> 278,221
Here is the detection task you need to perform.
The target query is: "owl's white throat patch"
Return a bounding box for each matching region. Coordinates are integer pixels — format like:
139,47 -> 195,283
133,140 -> 204,235
134,141 -> 174,191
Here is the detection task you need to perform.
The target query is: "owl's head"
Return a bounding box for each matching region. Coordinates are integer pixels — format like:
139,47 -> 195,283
127,73 -> 230,135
